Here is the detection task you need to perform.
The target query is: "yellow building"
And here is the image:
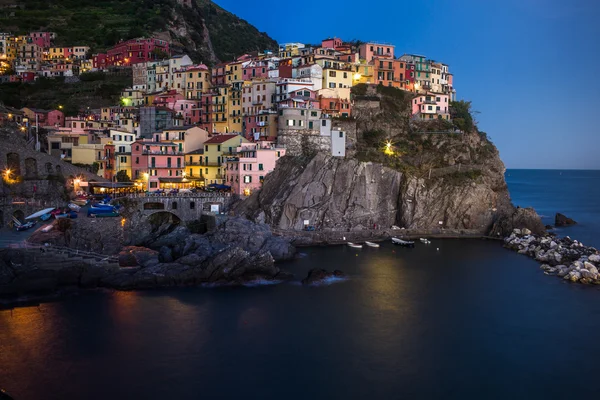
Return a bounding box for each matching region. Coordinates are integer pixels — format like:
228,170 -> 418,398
185,148 -> 205,186
212,86 -> 229,134
321,65 -> 353,101
114,153 -> 132,180
227,61 -> 244,133
353,61 -> 374,85
202,134 -> 249,184
185,65 -> 211,100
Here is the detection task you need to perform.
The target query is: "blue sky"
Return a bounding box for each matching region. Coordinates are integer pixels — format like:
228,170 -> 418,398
213,0 -> 599,169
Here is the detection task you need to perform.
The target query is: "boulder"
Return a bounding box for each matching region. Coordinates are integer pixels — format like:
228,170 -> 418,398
490,207 -> 546,236
118,246 -> 159,268
568,270 -> 582,282
302,268 -> 345,285
588,254 -> 600,263
555,213 -> 577,227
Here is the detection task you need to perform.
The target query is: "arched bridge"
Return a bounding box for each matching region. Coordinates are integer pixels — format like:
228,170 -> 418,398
122,193 -> 235,222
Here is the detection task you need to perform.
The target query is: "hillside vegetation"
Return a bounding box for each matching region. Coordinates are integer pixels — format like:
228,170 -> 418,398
0,72 -> 132,115
351,84 -> 496,180
0,0 -> 278,63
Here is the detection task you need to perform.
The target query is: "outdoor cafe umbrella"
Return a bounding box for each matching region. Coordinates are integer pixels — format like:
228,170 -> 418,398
25,207 -> 56,220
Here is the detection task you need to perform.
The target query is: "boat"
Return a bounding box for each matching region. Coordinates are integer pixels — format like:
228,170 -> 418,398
16,221 -> 36,231
25,207 -> 57,221
365,241 -> 380,248
72,198 -> 89,206
88,211 -> 119,218
40,213 -> 52,221
347,242 -> 363,249
68,203 -> 81,212
90,203 -> 115,209
392,237 -> 415,247
419,238 -> 431,244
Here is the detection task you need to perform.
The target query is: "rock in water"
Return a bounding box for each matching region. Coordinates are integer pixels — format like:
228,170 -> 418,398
302,268 -> 345,285
555,213 -> 577,227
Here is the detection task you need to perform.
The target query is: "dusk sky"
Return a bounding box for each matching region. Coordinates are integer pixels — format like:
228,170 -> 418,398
213,0 -> 600,169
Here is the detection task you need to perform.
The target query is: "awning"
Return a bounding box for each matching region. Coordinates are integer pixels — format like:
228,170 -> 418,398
158,177 -> 191,183
89,182 -> 136,188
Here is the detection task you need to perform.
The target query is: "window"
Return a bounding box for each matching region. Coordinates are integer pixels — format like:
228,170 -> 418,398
329,71 -> 336,77
172,202 -> 178,210
190,202 -> 195,209
311,111 -> 318,117
339,132 -> 344,138
135,157 -> 139,164
428,106 -> 433,110
322,120 -> 327,127
309,121 -> 313,129
150,182 -> 158,188
329,82 -> 335,88
244,176 -> 251,183
287,119 -> 294,126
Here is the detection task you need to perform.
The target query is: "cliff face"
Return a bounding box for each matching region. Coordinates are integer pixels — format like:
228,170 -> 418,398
237,86 -> 532,235
237,145 -> 513,234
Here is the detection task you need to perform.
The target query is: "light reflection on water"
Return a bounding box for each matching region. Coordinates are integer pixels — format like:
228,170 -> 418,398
1,241 -> 600,399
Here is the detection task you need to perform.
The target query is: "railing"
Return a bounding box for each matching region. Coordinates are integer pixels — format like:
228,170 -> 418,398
142,151 -> 184,155
125,192 -> 232,198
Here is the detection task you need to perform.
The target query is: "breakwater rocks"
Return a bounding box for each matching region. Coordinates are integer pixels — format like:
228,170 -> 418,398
504,229 -> 600,284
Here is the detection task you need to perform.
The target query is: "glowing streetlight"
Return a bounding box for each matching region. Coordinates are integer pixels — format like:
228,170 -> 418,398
384,141 -> 394,156
58,105 -> 63,110
353,73 -> 362,81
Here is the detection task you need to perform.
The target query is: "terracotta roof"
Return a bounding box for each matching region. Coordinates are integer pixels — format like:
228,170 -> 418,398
204,134 -> 241,144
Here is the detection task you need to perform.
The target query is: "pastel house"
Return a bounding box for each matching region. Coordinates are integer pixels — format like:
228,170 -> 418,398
224,141 -> 286,196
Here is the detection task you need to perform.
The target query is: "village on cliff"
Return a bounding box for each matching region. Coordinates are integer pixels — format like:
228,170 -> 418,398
0,31 -> 456,196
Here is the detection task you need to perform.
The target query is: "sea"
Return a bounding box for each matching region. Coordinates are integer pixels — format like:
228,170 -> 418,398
1,170 -> 599,400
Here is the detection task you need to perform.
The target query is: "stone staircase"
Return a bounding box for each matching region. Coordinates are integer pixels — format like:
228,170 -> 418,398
11,244 -> 120,270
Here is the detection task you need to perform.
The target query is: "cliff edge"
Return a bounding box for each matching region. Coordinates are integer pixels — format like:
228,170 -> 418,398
236,85 -> 543,236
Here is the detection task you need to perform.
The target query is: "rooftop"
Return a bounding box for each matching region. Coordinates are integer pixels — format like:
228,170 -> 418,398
204,134 -> 241,144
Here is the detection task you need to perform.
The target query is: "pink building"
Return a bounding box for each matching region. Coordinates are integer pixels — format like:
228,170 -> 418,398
107,37 -> 170,67
29,32 -> 54,48
411,92 -> 450,121
47,110 -> 65,127
321,37 -> 343,49
93,53 -> 108,70
359,42 -> 395,61
132,140 -> 184,190
242,60 -> 270,80
224,141 -> 286,196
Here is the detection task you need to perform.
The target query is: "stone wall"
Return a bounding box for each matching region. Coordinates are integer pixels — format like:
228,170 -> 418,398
277,130 -> 332,156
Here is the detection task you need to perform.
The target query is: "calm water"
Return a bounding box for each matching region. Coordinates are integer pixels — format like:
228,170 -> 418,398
1,170 -> 599,400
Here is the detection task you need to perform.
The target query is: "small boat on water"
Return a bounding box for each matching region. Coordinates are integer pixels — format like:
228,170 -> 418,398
392,237 -> 415,247
347,242 -> 363,249
365,241 -> 380,248
419,238 -> 431,244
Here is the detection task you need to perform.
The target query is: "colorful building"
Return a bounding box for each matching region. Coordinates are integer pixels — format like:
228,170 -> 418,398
411,93 -> 451,121
131,140 -> 184,190
202,134 -> 250,185
225,141 -> 286,196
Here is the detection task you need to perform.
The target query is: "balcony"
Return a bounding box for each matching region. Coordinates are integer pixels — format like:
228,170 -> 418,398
150,165 -> 184,169
186,162 -> 203,166
142,150 -> 184,155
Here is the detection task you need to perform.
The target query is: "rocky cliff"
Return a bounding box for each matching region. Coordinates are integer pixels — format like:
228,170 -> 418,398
237,86 -> 541,236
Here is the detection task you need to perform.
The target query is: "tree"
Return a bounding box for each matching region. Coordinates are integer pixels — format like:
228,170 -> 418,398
115,170 -> 131,182
450,100 -> 475,133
